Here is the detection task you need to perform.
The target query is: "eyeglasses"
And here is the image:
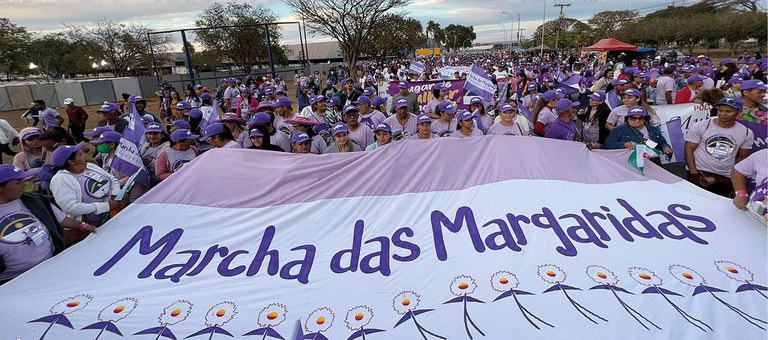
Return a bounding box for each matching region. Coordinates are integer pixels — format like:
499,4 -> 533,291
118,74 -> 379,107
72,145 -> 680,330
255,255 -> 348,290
628,116 -> 646,121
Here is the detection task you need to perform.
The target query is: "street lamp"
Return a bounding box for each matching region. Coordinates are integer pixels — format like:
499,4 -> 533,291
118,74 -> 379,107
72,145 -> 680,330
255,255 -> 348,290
28,63 -> 37,70
501,11 -> 514,53
496,23 -> 507,47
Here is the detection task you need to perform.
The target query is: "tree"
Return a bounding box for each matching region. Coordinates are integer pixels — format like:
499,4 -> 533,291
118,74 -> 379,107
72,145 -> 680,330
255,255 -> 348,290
426,20 -> 445,47
27,34 -> 94,79
363,14 -> 426,61
532,18 -> 591,51
719,0 -> 766,12
195,2 -> 288,74
586,10 -> 638,42
0,18 -> 31,80
65,19 -> 171,77
284,0 -> 411,79
443,24 -> 476,51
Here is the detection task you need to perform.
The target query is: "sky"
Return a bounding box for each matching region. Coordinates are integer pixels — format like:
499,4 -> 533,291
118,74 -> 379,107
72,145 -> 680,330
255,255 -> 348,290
4,0 -> 695,47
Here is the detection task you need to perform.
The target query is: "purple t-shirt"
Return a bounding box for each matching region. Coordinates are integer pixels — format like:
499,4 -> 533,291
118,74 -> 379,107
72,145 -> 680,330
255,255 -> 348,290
544,118 -> 578,141
40,107 -> 60,129
431,119 -> 457,137
0,199 -> 65,281
358,110 -> 387,131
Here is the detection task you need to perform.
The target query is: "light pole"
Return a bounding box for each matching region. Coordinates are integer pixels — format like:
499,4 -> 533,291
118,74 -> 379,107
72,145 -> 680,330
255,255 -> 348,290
540,0 -> 547,58
501,11 -> 514,53
496,23 -> 507,48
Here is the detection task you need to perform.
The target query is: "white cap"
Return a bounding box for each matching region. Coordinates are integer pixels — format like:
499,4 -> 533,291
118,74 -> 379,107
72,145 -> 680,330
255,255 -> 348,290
63,98 -> 74,105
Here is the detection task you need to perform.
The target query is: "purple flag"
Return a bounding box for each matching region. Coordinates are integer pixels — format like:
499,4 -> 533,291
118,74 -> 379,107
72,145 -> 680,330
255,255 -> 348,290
738,119 -> 767,153
201,100 -> 221,131
110,99 -> 150,187
519,104 -> 533,123
555,75 -> 583,95
606,90 -> 620,110
463,64 -> 495,102
665,117 -> 685,162
408,61 -> 425,77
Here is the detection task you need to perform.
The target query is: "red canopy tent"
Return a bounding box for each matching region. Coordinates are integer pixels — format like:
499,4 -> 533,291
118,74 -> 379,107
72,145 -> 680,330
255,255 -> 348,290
582,38 -> 637,51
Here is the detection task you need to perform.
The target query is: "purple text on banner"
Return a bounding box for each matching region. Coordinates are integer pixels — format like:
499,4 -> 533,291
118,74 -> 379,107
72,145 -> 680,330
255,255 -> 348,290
463,64 -> 495,102
387,80 -> 467,114
666,117 -> 686,161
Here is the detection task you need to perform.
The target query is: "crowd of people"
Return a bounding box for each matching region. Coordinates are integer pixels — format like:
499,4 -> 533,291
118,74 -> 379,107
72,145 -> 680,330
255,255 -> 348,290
0,50 -> 765,285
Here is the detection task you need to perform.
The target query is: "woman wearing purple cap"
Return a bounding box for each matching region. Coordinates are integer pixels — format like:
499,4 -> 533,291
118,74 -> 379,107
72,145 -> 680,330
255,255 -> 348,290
411,115 -> 437,140
140,123 -> 170,187
218,113 -> 247,148
290,132 -> 312,154
365,123 -> 393,150
286,117 -> 326,154
324,123 -> 362,153
487,103 -> 528,136
155,129 -> 200,182
576,92 -> 611,148
469,97 -> 494,134
606,88 -> 642,131
451,110 -> 484,138
13,128 -> 48,171
50,143 -> 121,228
604,106 -> 672,163
201,122 -> 241,149
247,126 -> 284,152
544,99 -> 579,141
432,101 -> 458,137
0,165 -> 99,283
425,83 -> 451,119
532,90 -> 562,136
236,88 -> 260,121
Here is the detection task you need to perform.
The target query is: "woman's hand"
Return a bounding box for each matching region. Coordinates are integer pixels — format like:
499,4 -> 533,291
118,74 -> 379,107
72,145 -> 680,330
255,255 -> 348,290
624,142 -> 634,150
662,147 -> 673,155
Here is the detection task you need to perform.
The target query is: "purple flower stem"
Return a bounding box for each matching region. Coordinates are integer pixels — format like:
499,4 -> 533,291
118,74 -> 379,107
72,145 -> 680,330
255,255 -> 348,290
261,326 -> 268,340
39,317 -> 58,340
703,285 -> 766,330
208,328 -> 215,340
155,326 -> 167,340
609,286 -> 660,330
463,299 -> 485,337
559,285 -> 607,324
361,326 -> 366,340
654,285 -> 711,332
511,291 -> 554,329
411,312 -> 445,340
94,324 -> 108,340
746,281 -> 768,299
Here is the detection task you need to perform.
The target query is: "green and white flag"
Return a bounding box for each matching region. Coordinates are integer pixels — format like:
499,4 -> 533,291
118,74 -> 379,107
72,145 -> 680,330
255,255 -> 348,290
628,143 -> 660,175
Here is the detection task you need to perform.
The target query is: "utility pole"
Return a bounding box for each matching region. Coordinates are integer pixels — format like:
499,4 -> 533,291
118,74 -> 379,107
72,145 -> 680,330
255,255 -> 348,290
554,3 -> 571,53
517,14 -> 521,46
540,0 -> 547,58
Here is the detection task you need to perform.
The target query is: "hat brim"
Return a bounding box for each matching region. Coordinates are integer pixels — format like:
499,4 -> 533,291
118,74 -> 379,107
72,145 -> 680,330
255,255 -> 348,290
51,142 -> 86,168
219,118 -> 247,125
285,119 -> 318,125
90,137 -> 120,145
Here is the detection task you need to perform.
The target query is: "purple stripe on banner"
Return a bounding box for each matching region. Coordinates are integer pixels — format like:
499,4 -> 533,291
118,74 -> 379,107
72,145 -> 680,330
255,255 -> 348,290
666,117 -> 685,161
138,137 -> 683,209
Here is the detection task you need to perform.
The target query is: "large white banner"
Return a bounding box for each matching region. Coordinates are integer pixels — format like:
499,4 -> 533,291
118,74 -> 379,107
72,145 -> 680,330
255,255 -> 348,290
0,137 -> 765,340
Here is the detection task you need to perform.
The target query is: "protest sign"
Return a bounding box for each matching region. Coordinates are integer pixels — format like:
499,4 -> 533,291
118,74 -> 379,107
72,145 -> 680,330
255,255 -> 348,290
464,64 -> 496,102
386,80 -> 467,114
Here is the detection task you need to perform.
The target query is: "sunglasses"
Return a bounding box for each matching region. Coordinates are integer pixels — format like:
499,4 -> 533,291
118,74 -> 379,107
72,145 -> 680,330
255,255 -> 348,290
628,116 -> 646,121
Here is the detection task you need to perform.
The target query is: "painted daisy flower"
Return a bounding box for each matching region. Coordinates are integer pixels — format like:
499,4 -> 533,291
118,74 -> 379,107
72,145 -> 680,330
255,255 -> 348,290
159,300 -> 192,326
669,265 -> 705,287
537,264 -> 566,284
344,305 -> 373,331
490,271 -> 519,292
714,261 -> 754,282
49,294 -> 92,315
628,267 -> 662,286
392,291 -> 420,315
305,307 -> 334,333
257,303 -> 287,328
450,275 -> 478,296
586,265 -> 618,285
205,301 -> 237,327
97,298 -> 138,323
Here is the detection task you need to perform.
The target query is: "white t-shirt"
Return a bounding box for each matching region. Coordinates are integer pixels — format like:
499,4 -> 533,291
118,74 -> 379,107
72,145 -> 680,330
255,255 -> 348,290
685,119 -> 755,176
606,106 -> 631,128
655,76 -> 676,105
734,149 -> 767,187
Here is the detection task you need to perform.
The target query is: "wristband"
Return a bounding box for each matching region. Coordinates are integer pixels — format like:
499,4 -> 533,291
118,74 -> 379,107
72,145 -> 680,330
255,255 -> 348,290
79,222 -> 90,232
735,190 -> 749,196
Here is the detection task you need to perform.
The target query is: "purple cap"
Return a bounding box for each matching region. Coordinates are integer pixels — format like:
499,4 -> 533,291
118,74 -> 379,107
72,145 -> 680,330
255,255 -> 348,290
365,76 -> 374,83
500,103 -> 518,112
720,58 -> 735,65
170,129 -> 199,142
687,75 -> 704,84
187,108 -> 202,119
331,123 -> 349,136
264,87 -> 275,95
714,97 -> 744,110
271,96 -> 293,108
469,97 -> 483,106
145,122 -> 164,133
363,87 -> 375,96
437,101 -> 457,114
131,95 -> 146,103
97,102 -> 119,112
343,104 -> 359,116
627,106 -> 648,117
681,65 -> 694,73
457,110 -> 475,121
373,122 -> 391,133
249,128 -> 264,138
175,101 -> 191,110
554,99 -> 579,113
728,76 -> 743,85
526,82 -> 538,91
249,112 -> 272,127
219,78 -> 228,84
623,67 -> 635,74
326,80 -> 333,85
194,84 -> 204,90
90,131 -> 122,145
622,88 -> 642,98
291,132 -> 310,144
310,95 -> 327,105
354,96 -> 371,105
141,115 -> 154,126
398,80 -> 409,89
611,79 -> 628,86
344,78 -> 354,84
372,96 -> 386,107
417,115 -> 432,124
219,112 -> 246,125
85,126 -> 112,137
328,96 -> 342,107
171,120 -> 191,130
395,97 -> 409,109
741,79 -> 767,91
22,129 -> 42,140
692,67 -> 704,74
50,142 -> 85,168
541,90 -> 564,102
588,91 -> 606,101
200,93 -> 212,101
199,122 -> 226,141
0,165 -> 35,184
